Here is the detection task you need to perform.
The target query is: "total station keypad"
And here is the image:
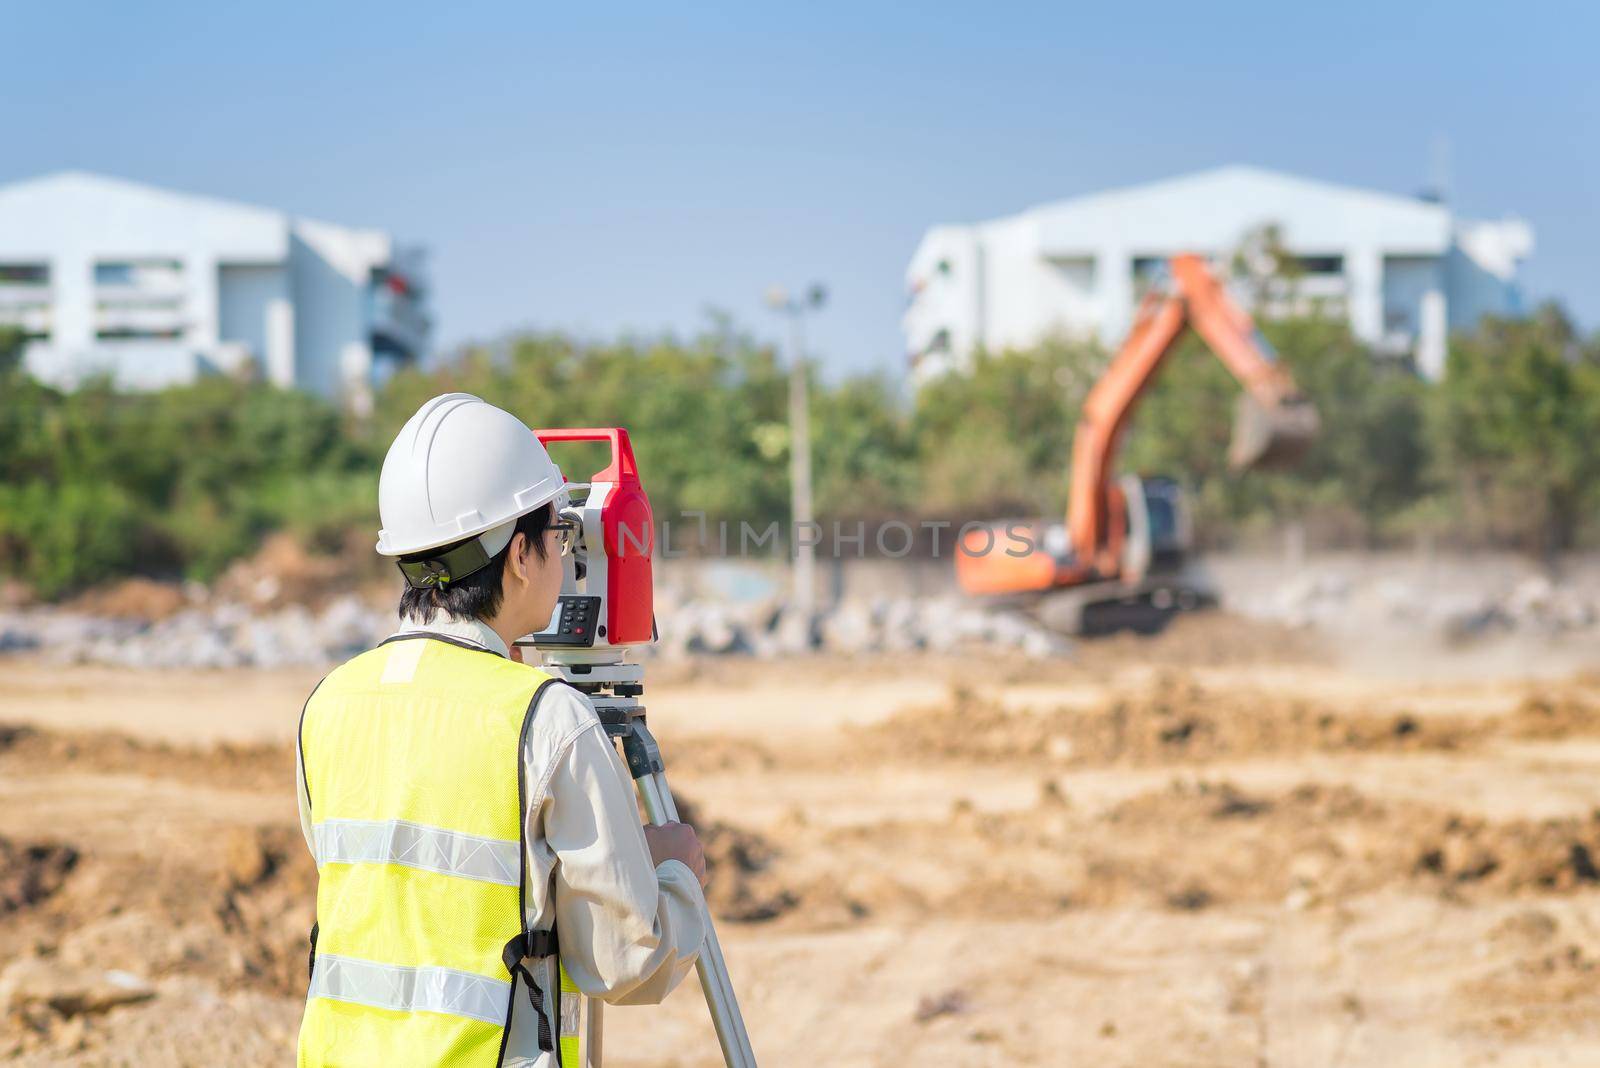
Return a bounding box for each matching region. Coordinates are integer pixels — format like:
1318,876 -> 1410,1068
546,595 -> 601,645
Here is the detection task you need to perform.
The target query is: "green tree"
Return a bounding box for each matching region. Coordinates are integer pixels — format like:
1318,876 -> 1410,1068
1429,305 -> 1600,554
811,374 -> 916,519
0,372 -> 371,593
911,337 -> 1103,518
0,325 -> 24,378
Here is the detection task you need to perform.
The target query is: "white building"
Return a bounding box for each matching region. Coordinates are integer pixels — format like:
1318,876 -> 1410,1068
0,171 -> 430,403
903,165 -> 1533,383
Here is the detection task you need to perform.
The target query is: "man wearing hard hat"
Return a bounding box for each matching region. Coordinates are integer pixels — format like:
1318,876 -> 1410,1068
295,394 -> 708,1067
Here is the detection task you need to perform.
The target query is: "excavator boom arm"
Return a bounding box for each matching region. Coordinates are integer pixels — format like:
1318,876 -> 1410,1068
1066,253 -> 1316,571
1171,254 -> 1299,408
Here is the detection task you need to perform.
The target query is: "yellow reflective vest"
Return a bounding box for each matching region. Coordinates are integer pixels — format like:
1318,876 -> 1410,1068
297,634 -> 581,1067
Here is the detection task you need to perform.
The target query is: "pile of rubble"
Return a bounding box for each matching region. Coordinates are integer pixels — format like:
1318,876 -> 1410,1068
0,596 -> 392,671
1235,570 -> 1600,640
1432,575 -> 1599,640
0,592 -> 1072,670
655,595 -> 1072,660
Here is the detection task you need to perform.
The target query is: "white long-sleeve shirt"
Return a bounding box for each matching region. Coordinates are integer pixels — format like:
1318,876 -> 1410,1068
296,614 -> 706,1066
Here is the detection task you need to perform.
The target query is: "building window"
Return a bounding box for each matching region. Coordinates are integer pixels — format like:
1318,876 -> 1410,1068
95,327 -> 184,341
95,298 -> 186,341
95,259 -> 184,288
1131,255 -> 1175,298
1295,254 -> 1343,275
0,263 -> 51,340
1131,256 -> 1165,280
0,263 -> 49,286
1381,255 -> 1438,347
94,260 -> 187,342
368,267 -> 428,362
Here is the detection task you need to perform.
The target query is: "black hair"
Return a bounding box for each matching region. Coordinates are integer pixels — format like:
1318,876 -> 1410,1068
397,503 -> 554,624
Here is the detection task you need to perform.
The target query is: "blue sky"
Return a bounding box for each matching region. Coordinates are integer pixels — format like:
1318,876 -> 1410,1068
3,1 -> 1594,379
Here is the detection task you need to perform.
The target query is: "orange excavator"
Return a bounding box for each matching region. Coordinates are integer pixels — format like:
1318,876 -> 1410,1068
956,253 -> 1318,633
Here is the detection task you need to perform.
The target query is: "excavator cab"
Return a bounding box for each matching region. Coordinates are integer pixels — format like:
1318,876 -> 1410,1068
1032,475 -> 1208,634
1123,475 -> 1191,581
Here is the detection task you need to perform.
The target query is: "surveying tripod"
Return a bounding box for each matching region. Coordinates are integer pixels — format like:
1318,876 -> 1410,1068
535,652 -> 759,1068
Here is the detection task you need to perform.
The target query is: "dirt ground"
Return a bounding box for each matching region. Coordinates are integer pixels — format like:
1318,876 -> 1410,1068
6,615 -> 1600,1065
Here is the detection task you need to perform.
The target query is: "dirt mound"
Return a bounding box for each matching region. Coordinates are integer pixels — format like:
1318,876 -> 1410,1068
1088,612 -> 1327,668
1414,814 -> 1600,895
664,735 -> 778,776
63,578 -> 189,622
1102,780 -> 1600,907
0,716 -> 796,940
213,827 -> 319,996
0,722 -> 291,793
859,674 -> 1481,768
1461,938 -> 1600,1038
0,838 -> 78,914
0,725 -> 314,1041
0,828 -> 310,1064
215,532 -> 356,610
878,673 -> 1600,773
1074,780 -> 1396,909
673,795 -> 796,922
1507,688 -> 1600,739
1,826 -> 315,995
760,777 -> 1600,926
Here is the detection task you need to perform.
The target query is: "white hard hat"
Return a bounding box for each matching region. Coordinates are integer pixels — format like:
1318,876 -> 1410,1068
376,393 -> 566,559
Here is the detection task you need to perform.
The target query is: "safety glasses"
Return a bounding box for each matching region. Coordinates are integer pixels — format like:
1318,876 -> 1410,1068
549,516 -> 579,557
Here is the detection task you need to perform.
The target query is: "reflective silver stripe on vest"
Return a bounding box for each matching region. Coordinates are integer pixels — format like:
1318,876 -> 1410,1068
313,818 -> 520,887
561,991 -> 581,1036
310,954 -> 511,1025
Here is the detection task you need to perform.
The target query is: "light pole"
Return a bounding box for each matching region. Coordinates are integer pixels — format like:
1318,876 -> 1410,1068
765,282 -> 827,639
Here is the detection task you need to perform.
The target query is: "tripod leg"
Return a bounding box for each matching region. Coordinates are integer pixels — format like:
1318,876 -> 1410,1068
635,770 -> 756,1067
585,997 -> 603,1067
624,726 -> 758,1068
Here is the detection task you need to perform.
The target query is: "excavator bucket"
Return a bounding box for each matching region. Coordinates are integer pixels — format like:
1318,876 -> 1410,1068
1228,394 -> 1320,471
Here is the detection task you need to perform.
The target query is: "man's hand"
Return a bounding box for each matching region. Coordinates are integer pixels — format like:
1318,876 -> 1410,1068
644,821 -> 708,888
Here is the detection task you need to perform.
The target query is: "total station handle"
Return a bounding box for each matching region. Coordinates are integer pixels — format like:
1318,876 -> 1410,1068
535,426 -> 655,646
536,427 -> 641,486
